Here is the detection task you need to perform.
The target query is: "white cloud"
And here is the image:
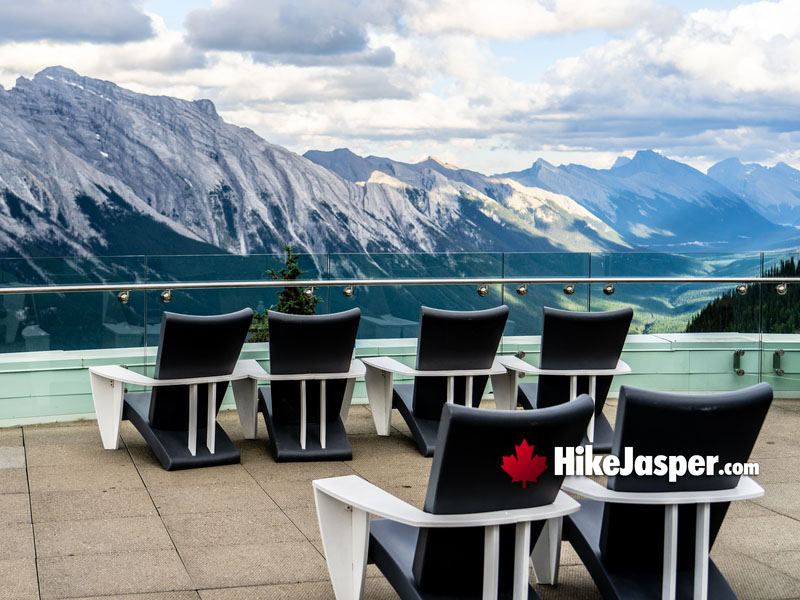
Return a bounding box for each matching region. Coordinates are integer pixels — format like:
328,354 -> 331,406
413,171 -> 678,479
0,0 -> 154,43
184,0 -> 400,65
404,0 -> 664,38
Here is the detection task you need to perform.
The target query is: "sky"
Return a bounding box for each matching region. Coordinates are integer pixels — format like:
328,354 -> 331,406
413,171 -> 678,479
0,0 -> 797,174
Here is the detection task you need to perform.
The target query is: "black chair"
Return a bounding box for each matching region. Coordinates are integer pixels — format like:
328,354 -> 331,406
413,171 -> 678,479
314,396 -> 594,600
501,306 -> 633,452
122,308 -> 253,471
562,383 -> 772,600
363,305 -> 509,457
258,308 -> 362,461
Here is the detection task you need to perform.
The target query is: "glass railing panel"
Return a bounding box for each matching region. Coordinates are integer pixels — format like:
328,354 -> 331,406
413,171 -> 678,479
143,252 -> 328,340
591,252 -> 764,392
0,256 -> 148,353
502,252 -> 591,337
327,253 -> 504,339
760,250 -> 800,393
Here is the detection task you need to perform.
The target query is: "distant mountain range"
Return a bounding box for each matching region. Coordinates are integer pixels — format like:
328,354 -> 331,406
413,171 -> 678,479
0,66 -> 799,262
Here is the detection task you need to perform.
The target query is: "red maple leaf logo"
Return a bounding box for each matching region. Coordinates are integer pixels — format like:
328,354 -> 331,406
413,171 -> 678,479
501,439 -> 548,488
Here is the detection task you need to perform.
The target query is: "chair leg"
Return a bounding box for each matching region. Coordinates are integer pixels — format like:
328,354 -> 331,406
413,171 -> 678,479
694,503 -> 711,600
320,380 -> 327,450
314,488 -> 370,600
532,516 -> 562,585
232,378 -> 258,439
513,521 -> 532,600
188,383 -> 198,456
206,383 -> 216,454
662,504 -> 678,600
483,525 -> 500,600
365,365 -> 393,436
300,380 -> 307,450
491,370 -> 518,410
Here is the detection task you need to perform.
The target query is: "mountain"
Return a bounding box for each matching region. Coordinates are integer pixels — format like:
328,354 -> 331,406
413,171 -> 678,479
304,149 -> 631,253
707,158 -> 800,226
0,67 -> 631,264
498,150 -> 790,251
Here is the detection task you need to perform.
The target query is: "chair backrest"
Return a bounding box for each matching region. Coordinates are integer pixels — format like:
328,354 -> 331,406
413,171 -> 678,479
412,305 -> 509,420
537,306 -> 633,414
149,308 -> 254,431
412,397 -> 594,595
268,308 -> 360,424
600,383 -> 773,570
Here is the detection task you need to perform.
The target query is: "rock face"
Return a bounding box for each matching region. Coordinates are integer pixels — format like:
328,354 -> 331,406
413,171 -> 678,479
708,158 -> 800,227
0,67 -> 629,260
498,150 -> 790,251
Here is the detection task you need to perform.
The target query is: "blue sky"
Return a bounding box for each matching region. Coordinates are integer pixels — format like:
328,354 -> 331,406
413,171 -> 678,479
0,0 -> 797,174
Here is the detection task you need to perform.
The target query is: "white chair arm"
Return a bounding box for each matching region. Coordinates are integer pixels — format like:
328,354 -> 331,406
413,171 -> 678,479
562,475 -> 763,505
313,475 -> 579,527
245,359 -> 366,381
361,356 -> 506,378
89,361 -> 255,387
498,355 -> 631,377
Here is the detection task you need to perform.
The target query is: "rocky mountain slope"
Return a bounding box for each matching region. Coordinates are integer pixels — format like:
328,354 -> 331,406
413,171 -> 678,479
498,151 -> 790,251
0,67 -> 629,261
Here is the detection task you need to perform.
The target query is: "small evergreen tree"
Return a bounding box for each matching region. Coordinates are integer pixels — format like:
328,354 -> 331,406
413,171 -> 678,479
248,245 -> 321,342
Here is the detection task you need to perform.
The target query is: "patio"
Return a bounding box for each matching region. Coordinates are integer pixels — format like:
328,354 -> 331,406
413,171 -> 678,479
1,398 -> 799,600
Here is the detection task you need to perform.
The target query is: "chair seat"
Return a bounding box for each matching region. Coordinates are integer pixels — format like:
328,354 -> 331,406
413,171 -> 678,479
369,519 -> 541,600
393,384 -> 441,457
258,387 -> 352,462
564,499 -> 737,600
123,392 -> 240,471
518,382 -> 613,453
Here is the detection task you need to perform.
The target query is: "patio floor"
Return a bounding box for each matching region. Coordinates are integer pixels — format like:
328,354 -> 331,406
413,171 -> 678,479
1,398 -> 799,600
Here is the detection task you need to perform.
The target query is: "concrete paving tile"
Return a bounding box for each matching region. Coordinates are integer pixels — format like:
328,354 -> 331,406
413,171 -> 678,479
38,549 -> 193,599
0,445 -> 25,468
382,484 -> 427,509
753,482 -> 800,519
242,458 -> 357,483
25,443 -> 132,468
0,523 -> 34,560
536,564 -> 602,600
349,430 -> 420,459
0,467 -> 28,494
749,456 -> 800,484
0,557 -> 38,600
70,594 -> 199,600
726,499 -> 777,519
350,461 -> 431,487
0,426 -> 22,446
0,492 -> 31,524
23,423 -> 103,446
135,462 -> 255,488
715,514 -> 800,556
343,406 -> 381,436
755,551 -> 800,585
31,487 -> 156,522
283,507 -> 322,543
164,509 -> 305,548
35,515 -> 173,558
713,550 -> 800,599
198,578 -> 398,600
751,433 -> 800,458
148,481 -> 277,515
179,541 -> 328,588
257,478 -> 317,510
27,463 -> 144,493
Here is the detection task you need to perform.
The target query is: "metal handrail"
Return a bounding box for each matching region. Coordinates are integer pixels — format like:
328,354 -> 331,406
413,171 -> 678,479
0,276 -> 797,295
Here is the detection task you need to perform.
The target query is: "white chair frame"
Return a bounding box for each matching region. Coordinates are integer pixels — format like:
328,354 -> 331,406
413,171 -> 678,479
495,355 -> 632,443
361,356 -> 508,436
559,475 -> 764,600
313,474 -> 580,600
